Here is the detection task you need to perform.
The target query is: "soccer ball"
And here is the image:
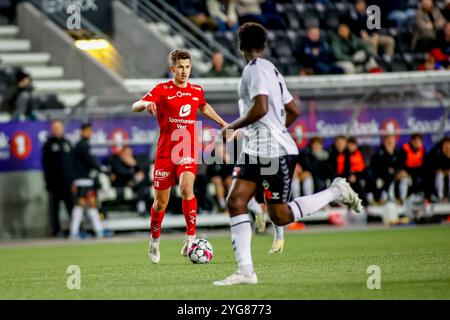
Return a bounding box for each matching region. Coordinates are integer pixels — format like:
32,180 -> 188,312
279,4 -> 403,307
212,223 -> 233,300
187,238 -> 213,264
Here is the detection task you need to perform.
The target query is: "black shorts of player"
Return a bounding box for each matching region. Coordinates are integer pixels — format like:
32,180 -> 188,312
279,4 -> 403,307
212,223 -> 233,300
74,179 -> 97,199
75,186 -> 96,199
207,163 -> 234,180
232,153 -> 297,204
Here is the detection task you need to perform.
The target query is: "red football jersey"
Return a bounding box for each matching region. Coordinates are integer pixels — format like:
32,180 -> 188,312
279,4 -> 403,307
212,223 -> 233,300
141,80 -> 207,163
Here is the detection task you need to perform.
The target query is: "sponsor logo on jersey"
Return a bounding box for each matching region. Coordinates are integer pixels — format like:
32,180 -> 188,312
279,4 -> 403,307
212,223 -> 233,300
177,91 -> 191,97
179,104 -> 192,117
168,117 -> 195,124
178,157 -> 195,165
154,170 -> 170,179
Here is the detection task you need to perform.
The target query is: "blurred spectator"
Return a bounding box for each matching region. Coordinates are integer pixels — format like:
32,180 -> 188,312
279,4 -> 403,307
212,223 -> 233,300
109,146 -> 151,217
412,0 -> 447,52
206,142 -> 234,212
398,133 -> 425,203
42,119 -> 74,237
441,0 -> 450,21
345,137 -> 368,205
416,53 -> 445,70
235,0 -> 264,25
328,135 -> 348,178
433,137 -> 450,201
207,0 -> 239,32
1,69 -> 38,121
296,137 -> 330,195
375,0 -> 416,31
295,27 -> 344,75
368,135 -> 402,204
203,51 -> 238,77
436,22 -> 450,56
260,0 -> 286,30
0,0 -> 16,23
235,0 -> 285,30
178,0 -> 217,31
331,23 -> 379,74
70,123 -> 106,239
349,0 -> 395,63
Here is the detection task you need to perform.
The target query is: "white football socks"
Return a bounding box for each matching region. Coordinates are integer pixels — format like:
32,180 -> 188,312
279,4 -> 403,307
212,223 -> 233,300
399,177 -> 409,202
70,205 -> 83,236
288,185 -> 341,221
87,208 -> 103,237
302,176 -> 314,196
247,197 -> 263,215
291,177 -> 301,199
230,214 -> 254,276
273,222 -> 284,241
436,171 -> 444,199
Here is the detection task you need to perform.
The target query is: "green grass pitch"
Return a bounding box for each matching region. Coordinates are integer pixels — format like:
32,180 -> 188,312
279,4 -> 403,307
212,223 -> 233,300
0,225 -> 449,299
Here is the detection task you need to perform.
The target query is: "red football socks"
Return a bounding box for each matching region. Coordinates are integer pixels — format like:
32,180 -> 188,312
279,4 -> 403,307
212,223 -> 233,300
182,197 -> 197,236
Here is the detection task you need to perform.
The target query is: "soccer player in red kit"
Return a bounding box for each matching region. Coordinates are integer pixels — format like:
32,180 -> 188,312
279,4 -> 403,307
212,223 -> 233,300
132,49 -> 228,264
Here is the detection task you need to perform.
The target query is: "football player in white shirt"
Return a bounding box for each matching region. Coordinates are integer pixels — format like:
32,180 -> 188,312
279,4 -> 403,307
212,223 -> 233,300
213,23 -> 363,286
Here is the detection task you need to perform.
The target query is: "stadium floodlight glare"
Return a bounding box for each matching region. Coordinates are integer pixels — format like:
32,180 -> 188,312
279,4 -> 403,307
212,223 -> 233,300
74,39 -> 110,51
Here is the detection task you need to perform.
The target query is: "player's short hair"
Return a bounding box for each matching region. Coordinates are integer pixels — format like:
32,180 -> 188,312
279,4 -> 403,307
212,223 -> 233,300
81,123 -> 91,131
310,137 -> 323,145
347,137 -> 358,145
169,49 -> 191,65
411,133 -> 423,140
51,118 -> 63,124
335,135 -> 347,141
238,22 -> 267,53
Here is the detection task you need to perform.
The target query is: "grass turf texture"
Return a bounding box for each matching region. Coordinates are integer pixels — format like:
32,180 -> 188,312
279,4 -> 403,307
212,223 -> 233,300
0,225 -> 449,299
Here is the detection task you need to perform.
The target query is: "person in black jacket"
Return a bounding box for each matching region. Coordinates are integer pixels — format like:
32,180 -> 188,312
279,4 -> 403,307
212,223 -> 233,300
368,135 -> 402,203
297,137 -> 330,195
41,119 -> 74,237
109,145 -> 151,216
295,27 -> 344,75
70,123 -> 105,239
427,137 -> 450,202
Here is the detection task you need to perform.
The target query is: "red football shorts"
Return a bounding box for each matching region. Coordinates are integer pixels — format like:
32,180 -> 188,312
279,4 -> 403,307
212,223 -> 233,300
153,156 -> 197,190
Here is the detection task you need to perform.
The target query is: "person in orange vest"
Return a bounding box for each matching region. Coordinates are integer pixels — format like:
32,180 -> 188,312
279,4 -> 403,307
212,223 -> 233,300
397,133 -> 425,203
345,137 -> 368,206
328,135 -> 349,179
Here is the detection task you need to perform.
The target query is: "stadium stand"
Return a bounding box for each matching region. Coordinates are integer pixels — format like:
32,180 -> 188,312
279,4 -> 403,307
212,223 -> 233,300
0,23 -> 86,121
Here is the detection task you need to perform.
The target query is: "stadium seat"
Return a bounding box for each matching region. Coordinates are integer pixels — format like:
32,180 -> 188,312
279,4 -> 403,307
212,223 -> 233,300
34,93 -> 65,110
301,8 -> 321,29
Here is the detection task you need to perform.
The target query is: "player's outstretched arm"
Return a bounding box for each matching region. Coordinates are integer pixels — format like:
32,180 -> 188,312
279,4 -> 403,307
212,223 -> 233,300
200,103 -> 229,128
285,99 -> 300,128
131,100 -> 157,115
228,95 -> 268,131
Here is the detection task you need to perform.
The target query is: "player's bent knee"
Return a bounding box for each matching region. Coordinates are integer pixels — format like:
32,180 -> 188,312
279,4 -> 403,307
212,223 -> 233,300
153,199 -> 168,212
179,182 -> 194,199
226,194 -> 246,214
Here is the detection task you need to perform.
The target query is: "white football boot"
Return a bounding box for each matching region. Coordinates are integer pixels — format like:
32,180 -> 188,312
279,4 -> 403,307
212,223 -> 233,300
268,239 -> 284,254
181,235 -> 195,256
255,211 -> 266,234
213,272 -> 258,286
331,177 -> 363,213
148,241 -> 160,264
